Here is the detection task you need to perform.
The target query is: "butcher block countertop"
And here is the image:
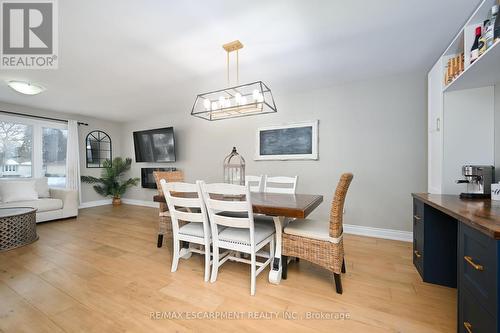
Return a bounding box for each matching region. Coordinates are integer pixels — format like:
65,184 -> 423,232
412,193 -> 500,239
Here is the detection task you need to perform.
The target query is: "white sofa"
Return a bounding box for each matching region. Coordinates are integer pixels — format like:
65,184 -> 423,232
0,178 -> 78,223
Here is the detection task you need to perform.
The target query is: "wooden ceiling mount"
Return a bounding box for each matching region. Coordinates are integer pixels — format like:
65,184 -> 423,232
222,40 -> 244,52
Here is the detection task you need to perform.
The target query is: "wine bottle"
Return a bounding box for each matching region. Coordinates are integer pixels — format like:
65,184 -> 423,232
486,5 -> 497,48
470,26 -> 482,63
479,20 -> 488,55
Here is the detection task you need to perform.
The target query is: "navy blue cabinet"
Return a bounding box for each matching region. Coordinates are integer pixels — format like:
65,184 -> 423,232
458,223 -> 499,333
412,198 -> 457,288
413,196 -> 500,333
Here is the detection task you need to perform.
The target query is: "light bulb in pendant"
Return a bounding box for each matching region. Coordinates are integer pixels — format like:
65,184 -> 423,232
240,96 -> 247,105
219,96 -> 226,108
211,102 -> 218,110
252,89 -> 260,101
203,99 -> 211,110
235,93 -> 242,105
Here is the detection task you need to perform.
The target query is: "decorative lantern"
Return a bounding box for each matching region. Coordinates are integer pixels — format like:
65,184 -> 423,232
224,147 -> 245,185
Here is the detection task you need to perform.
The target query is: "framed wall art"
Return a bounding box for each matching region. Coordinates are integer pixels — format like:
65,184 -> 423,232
255,120 -> 318,160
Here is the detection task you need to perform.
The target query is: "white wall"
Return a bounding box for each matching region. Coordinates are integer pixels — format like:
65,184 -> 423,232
442,87 -> 495,194
0,102 -> 122,203
120,72 -> 427,232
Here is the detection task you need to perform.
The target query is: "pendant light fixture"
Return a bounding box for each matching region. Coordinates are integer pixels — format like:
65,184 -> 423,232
191,40 -> 277,121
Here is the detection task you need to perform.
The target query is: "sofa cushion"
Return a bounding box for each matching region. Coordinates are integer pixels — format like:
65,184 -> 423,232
0,181 -> 38,203
0,177 -> 50,201
0,198 -> 63,212
33,177 -> 50,198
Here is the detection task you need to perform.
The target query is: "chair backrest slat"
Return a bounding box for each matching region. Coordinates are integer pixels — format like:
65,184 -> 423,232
211,214 -> 250,228
264,175 -> 298,194
169,196 -> 202,208
245,175 -> 263,192
206,198 -> 249,212
174,210 -> 204,223
161,180 -> 207,226
200,181 -> 255,236
329,173 -> 354,238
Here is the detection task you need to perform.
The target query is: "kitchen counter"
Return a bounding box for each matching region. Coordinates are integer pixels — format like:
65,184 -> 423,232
412,193 -> 500,239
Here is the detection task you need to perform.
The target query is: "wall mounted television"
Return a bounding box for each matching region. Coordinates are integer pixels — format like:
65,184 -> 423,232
133,127 -> 176,162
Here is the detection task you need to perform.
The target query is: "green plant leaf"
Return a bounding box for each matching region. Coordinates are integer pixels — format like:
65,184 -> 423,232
81,157 -> 139,198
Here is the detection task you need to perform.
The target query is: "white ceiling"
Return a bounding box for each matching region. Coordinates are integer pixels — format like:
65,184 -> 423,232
0,0 -> 482,121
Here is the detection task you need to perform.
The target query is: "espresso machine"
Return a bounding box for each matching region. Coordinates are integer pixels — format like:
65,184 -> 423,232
456,165 -> 495,199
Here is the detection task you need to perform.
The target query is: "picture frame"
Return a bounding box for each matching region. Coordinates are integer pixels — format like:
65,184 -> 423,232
255,120 -> 318,160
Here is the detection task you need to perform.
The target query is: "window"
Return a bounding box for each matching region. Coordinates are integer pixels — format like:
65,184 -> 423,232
0,121 -> 33,178
0,115 -> 67,187
43,127 -> 68,188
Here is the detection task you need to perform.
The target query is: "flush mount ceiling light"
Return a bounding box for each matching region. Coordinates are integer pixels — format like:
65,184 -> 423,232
7,80 -> 45,95
191,40 -> 277,121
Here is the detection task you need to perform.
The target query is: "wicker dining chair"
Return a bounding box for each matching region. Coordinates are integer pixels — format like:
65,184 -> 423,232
281,173 -> 353,294
153,170 -> 184,248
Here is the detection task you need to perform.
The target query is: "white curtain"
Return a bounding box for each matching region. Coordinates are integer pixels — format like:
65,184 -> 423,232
66,120 -> 81,203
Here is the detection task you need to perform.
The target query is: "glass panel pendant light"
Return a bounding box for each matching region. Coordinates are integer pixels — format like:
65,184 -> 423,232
191,40 -> 277,121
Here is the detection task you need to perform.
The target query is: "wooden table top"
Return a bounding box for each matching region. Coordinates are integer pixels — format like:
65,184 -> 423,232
153,192 -> 323,219
412,193 -> 500,239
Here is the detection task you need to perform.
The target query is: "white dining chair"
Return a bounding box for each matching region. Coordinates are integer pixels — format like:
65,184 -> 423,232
245,175 -> 264,192
263,175 -> 298,194
160,179 -> 212,282
199,181 -> 275,296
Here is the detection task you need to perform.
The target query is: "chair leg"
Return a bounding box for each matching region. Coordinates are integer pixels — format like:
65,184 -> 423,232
210,246 -> 219,283
295,257 -> 299,263
341,258 -> 346,274
171,239 -> 180,273
333,273 -> 343,294
204,243 -> 211,282
157,234 -> 163,248
250,251 -> 256,296
282,255 -> 288,280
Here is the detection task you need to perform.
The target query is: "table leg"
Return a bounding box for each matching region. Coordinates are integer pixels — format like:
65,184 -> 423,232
269,216 -> 286,285
179,241 -> 192,259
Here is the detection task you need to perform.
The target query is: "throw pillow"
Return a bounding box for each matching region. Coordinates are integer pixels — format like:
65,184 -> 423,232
34,177 -> 50,198
0,181 -> 38,203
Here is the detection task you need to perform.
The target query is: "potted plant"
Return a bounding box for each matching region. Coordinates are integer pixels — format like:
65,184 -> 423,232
81,157 -> 140,206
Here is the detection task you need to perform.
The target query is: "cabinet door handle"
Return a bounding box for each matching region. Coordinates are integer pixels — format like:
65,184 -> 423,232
463,322 -> 473,333
414,250 -> 421,258
436,118 -> 441,131
464,256 -> 484,271
413,215 -> 421,221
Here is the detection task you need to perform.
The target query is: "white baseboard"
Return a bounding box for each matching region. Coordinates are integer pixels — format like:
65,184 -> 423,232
121,198 -> 159,208
79,199 -> 112,209
343,224 -> 412,242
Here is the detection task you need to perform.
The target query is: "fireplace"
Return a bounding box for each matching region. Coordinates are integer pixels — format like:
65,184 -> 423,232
141,167 -> 177,189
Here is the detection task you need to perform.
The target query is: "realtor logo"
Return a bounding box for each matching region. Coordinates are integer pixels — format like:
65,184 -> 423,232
1,0 -> 58,69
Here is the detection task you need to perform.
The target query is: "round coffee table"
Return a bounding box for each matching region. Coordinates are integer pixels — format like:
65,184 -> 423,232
0,207 -> 38,252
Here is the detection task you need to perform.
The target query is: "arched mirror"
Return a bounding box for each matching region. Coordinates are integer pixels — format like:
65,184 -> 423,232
86,131 -> 112,168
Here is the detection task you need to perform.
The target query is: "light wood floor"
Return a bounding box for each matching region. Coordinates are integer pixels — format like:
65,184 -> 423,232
0,205 -> 456,333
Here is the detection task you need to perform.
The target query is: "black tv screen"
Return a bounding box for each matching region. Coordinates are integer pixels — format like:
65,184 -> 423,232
133,127 -> 176,162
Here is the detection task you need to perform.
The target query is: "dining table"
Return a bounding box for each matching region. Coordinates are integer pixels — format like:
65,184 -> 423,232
153,192 -> 323,285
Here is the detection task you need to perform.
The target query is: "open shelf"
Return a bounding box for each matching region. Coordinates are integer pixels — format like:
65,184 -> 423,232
440,0 -> 500,92
444,39 -> 500,92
